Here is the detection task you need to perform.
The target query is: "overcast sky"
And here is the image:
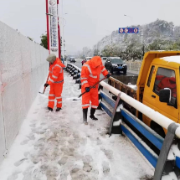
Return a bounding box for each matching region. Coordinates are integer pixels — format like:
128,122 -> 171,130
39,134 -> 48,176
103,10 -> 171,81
0,0 -> 180,55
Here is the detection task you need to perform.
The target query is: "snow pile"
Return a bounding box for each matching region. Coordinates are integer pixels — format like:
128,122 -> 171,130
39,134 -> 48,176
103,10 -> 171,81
161,56 -> 180,64
127,83 -> 137,90
0,72 -> 154,180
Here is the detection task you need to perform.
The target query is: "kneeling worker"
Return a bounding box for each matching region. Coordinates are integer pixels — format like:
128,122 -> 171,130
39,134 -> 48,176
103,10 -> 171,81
81,56 -> 111,125
44,54 -> 66,112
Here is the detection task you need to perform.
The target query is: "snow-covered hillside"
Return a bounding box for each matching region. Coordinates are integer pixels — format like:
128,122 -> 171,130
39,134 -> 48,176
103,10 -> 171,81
93,19 -> 180,53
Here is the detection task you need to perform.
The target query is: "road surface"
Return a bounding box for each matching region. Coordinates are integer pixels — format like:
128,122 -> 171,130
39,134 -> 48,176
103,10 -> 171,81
70,59 -> 139,85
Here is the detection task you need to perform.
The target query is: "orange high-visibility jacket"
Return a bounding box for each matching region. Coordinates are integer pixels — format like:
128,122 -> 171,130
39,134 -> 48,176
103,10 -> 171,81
81,56 -> 108,88
48,58 -> 66,85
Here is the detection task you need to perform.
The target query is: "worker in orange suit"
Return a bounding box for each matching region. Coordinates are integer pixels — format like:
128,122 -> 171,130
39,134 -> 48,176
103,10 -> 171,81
44,54 -> 66,112
81,56 -> 111,125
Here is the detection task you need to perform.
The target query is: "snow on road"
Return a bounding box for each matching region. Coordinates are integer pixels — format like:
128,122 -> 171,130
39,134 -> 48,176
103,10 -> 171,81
0,72 -> 154,180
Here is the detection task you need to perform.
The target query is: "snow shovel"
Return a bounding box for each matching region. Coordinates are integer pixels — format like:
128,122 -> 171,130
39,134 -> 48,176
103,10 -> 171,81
78,76 -> 107,98
39,75 -> 49,94
39,86 -> 46,94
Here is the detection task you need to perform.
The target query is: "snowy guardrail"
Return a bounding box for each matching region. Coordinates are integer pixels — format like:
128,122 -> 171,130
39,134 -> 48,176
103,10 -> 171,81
66,63 -> 180,180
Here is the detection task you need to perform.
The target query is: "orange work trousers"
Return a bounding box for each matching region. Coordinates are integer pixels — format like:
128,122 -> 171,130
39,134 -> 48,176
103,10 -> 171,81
48,83 -> 63,109
82,86 -> 99,109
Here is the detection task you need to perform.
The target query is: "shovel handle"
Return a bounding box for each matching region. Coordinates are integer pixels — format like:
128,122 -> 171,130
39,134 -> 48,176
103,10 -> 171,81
78,91 -> 87,98
43,74 -> 50,94
78,76 -> 107,98
43,86 -> 46,94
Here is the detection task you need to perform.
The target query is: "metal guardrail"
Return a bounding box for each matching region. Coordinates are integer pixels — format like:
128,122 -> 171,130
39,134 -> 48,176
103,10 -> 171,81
66,63 -> 180,180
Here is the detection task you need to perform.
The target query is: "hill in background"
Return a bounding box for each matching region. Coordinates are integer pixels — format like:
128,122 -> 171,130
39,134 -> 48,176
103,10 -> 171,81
80,19 -> 180,60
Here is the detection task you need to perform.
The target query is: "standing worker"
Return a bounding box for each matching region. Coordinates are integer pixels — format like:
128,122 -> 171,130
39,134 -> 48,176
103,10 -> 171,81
81,59 -> 87,66
44,54 -> 66,112
81,56 -> 111,125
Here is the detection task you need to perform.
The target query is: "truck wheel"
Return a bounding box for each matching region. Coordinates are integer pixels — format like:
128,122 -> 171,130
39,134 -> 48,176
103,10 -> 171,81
123,69 -> 127,75
151,122 -> 165,138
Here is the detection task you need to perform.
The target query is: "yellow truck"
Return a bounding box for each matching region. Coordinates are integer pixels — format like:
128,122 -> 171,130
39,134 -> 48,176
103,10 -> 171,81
108,51 -> 180,137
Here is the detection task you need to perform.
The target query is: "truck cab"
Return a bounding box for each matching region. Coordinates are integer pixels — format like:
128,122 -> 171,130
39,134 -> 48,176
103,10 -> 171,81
108,51 -> 180,137
136,52 -> 180,137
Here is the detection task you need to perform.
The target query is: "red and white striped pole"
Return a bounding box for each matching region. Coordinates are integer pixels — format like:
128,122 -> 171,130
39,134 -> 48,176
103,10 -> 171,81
57,0 -> 61,59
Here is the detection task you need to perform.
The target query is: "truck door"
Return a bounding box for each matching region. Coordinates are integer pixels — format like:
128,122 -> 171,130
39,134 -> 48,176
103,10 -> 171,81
144,66 -> 178,123
143,65 -> 156,126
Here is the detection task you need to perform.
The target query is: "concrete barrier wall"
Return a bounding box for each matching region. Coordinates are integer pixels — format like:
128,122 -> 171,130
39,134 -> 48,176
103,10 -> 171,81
0,21 -> 49,164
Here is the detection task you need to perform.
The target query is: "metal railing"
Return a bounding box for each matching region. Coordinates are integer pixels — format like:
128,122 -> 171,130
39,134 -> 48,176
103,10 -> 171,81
66,63 -> 180,180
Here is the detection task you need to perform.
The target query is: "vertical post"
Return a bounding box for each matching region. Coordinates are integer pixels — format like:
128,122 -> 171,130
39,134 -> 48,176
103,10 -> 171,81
97,44 -> 98,56
111,33 -> 113,55
153,123 -> 179,180
46,0 -> 50,53
0,69 -> 7,155
109,93 -> 122,136
141,30 -> 144,60
142,30 -> 145,57
57,0 -> 61,59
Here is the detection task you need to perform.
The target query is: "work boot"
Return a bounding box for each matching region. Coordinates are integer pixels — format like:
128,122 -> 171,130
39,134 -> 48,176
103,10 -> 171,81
47,107 -> 53,111
83,108 -> 88,125
90,108 -> 98,121
83,121 -> 88,125
56,108 -> 61,112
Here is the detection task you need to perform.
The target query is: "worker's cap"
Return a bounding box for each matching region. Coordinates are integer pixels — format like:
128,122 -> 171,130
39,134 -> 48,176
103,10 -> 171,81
46,54 -> 56,63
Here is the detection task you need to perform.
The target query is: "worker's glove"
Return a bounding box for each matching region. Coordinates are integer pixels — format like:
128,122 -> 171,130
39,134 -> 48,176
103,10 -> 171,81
106,74 -> 111,78
44,83 -> 49,87
85,87 -> 90,92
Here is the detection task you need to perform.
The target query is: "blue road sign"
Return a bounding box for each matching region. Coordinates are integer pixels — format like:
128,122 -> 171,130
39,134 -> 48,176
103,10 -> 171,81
119,28 -> 139,34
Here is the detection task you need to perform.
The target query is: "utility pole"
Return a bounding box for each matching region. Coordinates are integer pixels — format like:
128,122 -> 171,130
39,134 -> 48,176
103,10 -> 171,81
57,0 -> 61,58
142,34 -> 144,57
62,0 -> 64,59
64,40 -> 66,59
46,0 -> 50,53
142,43 -> 145,56
140,28 -> 145,58
97,43 -> 98,56
61,0 -> 68,59
106,30 -> 113,56
111,33 -> 113,56
124,14 -> 133,26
